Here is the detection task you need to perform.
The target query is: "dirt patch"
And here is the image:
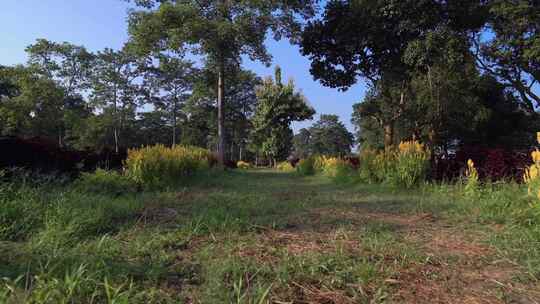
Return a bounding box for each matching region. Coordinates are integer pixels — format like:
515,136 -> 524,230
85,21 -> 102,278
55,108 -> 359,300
137,207 -> 179,225
235,229 -> 361,262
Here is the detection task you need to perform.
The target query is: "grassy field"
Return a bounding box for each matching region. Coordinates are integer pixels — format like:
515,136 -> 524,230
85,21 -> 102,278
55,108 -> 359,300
1,169 -> 540,303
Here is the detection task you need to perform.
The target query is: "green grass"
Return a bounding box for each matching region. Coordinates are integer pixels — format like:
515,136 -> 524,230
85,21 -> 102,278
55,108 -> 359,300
1,169 -> 539,303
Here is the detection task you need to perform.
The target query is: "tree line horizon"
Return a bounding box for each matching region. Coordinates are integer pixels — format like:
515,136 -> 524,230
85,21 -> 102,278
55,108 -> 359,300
1,0 -> 539,166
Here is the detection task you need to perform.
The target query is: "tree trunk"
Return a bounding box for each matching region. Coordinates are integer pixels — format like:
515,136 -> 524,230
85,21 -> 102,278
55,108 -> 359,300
217,61 -> 226,167
239,145 -> 243,161
384,123 -> 394,149
172,97 -> 177,146
113,127 -> 119,154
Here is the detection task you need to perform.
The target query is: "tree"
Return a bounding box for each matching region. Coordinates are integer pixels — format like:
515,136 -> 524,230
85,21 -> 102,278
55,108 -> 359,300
252,66 -> 314,166
90,48 -> 143,153
309,114 -> 354,157
0,65 -> 64,139
300,0 -> 487,148
127,0 -> 316,166
474,1 -> 540,111
25,39 -> 95,146
292,128 -> 312,159
144,55 -> 197,146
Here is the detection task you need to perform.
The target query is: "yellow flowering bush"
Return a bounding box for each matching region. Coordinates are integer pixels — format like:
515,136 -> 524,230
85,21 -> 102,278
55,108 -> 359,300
393,140 -> 431,188
276,161 -> 294,172
524,133 -> 540,200
237,161 -> 252,170
373,149 -> 397,184
464,159 -> 479,196
359,140 -> 430,188
124,144 -> 215,188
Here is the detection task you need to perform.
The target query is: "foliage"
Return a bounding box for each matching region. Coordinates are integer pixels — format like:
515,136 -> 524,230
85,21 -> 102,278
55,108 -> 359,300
524,134 -> 540,201
295,157 -> 315,176
276,161 -> 294,172
393,140 -> 431,188
128,0 -> 316,165
75,169 -> 137,195
124,144 -> 215,188
358,148 -> 380,184
464,159 -> 479,197
251,66 -> 315,166
236,161 -> 252,170
294,114 -> 354,158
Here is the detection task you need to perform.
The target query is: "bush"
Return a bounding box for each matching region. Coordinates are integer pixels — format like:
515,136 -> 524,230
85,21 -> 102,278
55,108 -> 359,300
464,159 -> 479,197
276,161 -> 294,172
320,157 -> 354,181
296,158 -> 315,176
358,149 -> 379,183
124,145 -> 215,188
75,169 -> 137,194
358,140 -> 430,188
524,148 -> 540,201
237,161 -> 252,170
393,140 -> 430,188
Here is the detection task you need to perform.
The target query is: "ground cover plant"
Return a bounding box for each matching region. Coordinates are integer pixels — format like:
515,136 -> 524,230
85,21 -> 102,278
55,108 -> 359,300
2,162 -> 540,303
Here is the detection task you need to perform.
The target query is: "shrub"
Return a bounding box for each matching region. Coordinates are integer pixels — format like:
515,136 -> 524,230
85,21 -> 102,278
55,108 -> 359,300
524,141 -> 540,201
393,140 -> 430,188
464,159 -> 479,197
124,145 -> 215,188
358,149 -> 379,183
236,161 -> 252,170
276,161 -> 294,172
75,169 -> 137,194
322,157 -> 354,182
296,158 -> 315,176
372,150 -> 397,184
358,140 -> 430,188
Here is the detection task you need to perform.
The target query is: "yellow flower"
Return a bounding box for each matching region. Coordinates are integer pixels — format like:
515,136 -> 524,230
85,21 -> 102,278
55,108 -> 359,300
467,159 -> 474,169
536,132 -> 540,144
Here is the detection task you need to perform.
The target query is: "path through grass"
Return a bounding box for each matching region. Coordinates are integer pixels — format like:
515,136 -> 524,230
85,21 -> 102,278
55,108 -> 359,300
1,169 -> 540,303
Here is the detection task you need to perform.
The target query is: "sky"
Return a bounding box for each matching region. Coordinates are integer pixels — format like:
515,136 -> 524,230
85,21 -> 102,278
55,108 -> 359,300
0,0 -> 366,133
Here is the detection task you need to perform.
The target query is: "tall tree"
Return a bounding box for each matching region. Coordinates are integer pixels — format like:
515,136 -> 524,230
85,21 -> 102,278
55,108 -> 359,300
25,39 -> 95,146
300,0 -> 486,148
144,55 -> 196,146
127,0 -> 316,166
474,0 -> 540,111
90,48 -> 143,153
252,66 -> 315,166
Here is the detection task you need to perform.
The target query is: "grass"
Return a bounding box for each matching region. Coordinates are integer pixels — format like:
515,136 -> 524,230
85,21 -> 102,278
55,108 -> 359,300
1,169 -> 540,303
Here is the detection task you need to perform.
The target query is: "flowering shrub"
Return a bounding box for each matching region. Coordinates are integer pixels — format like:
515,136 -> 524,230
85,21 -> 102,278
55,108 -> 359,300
357,140 -> 430,188
393,140 -> 431,188
276,161 -> 295,172
524,134 -> 540,200
237,161 -> 252,170
296,158 -> 315,176
373,150 -> 397,184
433,146 -> 530,182
464,159 -> 479,197
124,145 -> 215,188
322,157 -> 354,182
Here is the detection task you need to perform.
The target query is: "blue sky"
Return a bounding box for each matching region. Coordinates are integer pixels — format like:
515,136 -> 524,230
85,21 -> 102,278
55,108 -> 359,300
0,0 -> 366,133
